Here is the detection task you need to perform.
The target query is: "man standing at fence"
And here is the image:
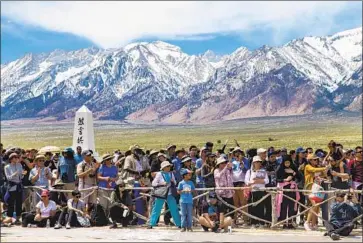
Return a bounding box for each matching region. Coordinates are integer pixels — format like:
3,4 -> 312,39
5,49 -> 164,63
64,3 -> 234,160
77,150 -> 100,213
58,148 -> 77,199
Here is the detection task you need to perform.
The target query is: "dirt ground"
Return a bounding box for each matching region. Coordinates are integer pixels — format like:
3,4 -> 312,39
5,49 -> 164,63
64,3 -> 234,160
1,225 -> 362,242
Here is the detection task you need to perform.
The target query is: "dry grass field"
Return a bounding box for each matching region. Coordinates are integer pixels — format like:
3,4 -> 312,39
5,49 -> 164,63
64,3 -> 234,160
1,112 -> 361,154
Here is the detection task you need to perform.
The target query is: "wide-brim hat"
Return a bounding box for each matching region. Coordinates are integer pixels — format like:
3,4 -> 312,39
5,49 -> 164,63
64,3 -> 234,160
116,178 -> 125,186
232,147 -> 243,153
34,154 -> 45,161
9,153 -> 19,160
181,156 -> 192,164
53,179 -> 65,187
257,148 -> 267,154
215,157 -> 228,166
160,161 -> 172,170
252,156 -> 263,163
149,150 -> 159,156
124,177 -> 135,189
157,153 -> 167,158
101,154 -> 114,162
63,147 -> 74,153
167,144 -> 177,150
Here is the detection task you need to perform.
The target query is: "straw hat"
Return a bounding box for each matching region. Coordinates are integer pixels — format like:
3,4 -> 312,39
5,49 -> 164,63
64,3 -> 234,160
149,150 -> 159,156
101,154 -> 114,162
53,179 -> 65,187
160,161 -> 172,170
215,157 -> 228,166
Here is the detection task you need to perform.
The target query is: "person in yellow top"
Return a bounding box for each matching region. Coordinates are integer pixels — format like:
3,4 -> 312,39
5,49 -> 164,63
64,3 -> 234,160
304,154 -> 330,231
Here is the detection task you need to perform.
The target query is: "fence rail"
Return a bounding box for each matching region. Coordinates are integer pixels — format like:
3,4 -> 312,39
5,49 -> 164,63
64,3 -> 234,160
23,185 -> 362,229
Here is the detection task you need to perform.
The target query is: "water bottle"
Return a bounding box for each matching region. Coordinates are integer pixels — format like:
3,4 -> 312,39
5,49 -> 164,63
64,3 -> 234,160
46,219 -> 50,228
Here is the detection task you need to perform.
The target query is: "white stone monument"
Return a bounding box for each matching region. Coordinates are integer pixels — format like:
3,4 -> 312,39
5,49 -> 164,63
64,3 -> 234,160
72,105 -> 98,159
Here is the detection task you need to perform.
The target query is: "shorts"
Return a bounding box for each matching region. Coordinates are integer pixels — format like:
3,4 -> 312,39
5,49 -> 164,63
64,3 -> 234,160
79,184 -> 97,205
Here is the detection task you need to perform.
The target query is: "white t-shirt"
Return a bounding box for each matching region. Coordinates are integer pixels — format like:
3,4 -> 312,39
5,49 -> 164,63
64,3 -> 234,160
36,200 -> 57,217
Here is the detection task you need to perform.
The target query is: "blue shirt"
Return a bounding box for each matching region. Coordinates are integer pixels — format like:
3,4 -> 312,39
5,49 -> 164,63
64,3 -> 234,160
58,157 -> 76,183
177,180 -> 195,204
74,154 -> 83,165
195,158 -> 204,185
172,158 -> 182,182
98,164 -> 118,188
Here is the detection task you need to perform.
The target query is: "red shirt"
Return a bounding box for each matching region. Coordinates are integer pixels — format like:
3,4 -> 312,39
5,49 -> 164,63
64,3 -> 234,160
348,159 -> 363,183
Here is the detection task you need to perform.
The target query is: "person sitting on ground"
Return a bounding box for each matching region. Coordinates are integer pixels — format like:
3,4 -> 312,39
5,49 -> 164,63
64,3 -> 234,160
198,192 -> 232,233
323,190 -> 362,241
109,178 -> 134,229
22,190 -> 57,227
54,189 -> 89,229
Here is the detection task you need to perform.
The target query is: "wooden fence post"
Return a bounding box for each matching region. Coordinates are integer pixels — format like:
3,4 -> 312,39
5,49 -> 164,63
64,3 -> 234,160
271,192 -> 277,227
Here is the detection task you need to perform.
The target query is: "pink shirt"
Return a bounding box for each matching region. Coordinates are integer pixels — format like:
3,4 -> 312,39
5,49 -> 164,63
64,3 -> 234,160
214,166 -> 234,198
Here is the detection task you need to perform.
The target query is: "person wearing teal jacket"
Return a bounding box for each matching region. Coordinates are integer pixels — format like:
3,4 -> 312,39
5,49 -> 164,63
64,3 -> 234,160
148,161 -> 181,229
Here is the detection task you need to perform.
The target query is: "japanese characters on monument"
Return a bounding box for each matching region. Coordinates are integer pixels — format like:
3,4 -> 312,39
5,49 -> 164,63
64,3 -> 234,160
72,105 -> 96,153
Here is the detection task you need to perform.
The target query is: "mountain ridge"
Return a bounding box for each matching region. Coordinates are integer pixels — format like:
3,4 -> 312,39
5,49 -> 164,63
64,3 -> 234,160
1,27 -> 362,124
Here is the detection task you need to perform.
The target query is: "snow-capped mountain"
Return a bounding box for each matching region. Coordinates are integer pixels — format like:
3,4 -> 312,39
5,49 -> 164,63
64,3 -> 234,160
1,27 -> 362,123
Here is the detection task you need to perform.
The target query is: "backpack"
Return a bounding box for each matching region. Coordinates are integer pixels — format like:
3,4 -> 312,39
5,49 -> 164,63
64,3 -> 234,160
90,203 -> 108,226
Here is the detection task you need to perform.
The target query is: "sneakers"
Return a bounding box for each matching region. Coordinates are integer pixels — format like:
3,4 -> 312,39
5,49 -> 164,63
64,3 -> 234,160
180,228 -> 186,232
304,222 -> 312,231
109,223 -> 117,229
330,233 -> 340,241
202,225 -> 209,232
187,228 -> 193,232
66,223 -> 71,229
282,224 -> 288,229
147,225 -> 153,229
54,224 -> 62,229
287,224 -> 295,229
14,219 -> 21,226
311,224 -> 318,231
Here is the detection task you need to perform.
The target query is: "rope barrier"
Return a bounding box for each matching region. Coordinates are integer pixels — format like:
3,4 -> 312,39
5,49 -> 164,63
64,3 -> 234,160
21,185 -> 362,229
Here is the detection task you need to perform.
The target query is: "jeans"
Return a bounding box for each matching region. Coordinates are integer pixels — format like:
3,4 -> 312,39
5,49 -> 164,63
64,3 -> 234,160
321,182 -> 330,223
325,221 -> 354,237
134,182 -> 146,225
180,203 -> 193,228
7,190 -> 23,217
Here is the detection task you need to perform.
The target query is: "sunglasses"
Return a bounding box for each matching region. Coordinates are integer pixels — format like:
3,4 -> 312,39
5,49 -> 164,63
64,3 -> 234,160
75,195 -> 81,198
357,151 -> 363,154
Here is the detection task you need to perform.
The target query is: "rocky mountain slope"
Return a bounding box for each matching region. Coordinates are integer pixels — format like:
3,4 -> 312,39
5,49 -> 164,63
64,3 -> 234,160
1,27 -> 362,123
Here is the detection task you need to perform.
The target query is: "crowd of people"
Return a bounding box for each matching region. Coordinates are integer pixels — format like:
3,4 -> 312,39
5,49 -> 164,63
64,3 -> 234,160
0,140 -> 362,240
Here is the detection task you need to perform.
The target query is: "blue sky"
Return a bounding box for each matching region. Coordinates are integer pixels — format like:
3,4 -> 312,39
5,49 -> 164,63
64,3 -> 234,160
1,1 -> 362,64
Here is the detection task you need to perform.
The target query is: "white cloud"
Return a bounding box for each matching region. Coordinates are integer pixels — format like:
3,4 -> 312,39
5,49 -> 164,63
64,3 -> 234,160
1,1 -> 360,48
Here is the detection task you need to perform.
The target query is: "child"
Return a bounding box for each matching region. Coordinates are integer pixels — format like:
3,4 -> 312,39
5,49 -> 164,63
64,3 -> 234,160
178,168 -> 195,232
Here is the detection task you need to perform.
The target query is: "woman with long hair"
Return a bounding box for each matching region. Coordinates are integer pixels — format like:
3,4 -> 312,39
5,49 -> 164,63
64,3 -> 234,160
276,155 -> 301,229
304,154 -> 330,231
109,179 -> 134,228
